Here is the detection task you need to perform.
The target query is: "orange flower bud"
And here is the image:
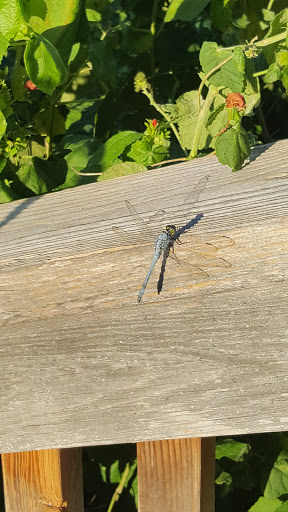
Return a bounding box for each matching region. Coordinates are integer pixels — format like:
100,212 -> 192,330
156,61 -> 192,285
225,93 -> 246,111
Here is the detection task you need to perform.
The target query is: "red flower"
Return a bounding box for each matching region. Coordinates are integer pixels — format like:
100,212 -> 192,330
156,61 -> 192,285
152,119 -> 158,127
24,80 -> 38,91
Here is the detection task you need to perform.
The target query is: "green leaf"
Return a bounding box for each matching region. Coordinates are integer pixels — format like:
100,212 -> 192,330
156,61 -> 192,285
281,66 -> 288,90
0,0 -> 27,41
277,50 -> 288,67
90,40 -> 115,82
87,131 -> 142,168
128,139 -> 169,166
0,110 -> 7,141
232,10 -> 249,29
244,76 -> 261,115
64,137 -> 100,172
0,154 -> 7,172
0,180 -> 19,203
120,27 -> 153,54
248,496 -> 282,512
11,62 -> 27,101
200,42 -> 245,92
215,439 -> 250,461
85,8 -> 101,22
0,32 -> 9,64
17,162 -> 51,195
65,109 -> 82,130
0,83 -> 13,119
24,34 -> 68,95
33,108 -> 66,136
164,0 -> 211,23
58,137 -> 103,189
263,9 -> 288,65
275,501 -> 288,512
207,104 -> 228,139
265,63 -> 282,83
262,9 -> 276,23
215,124 -> 250,171
264,451 -> 288,499
211,0 -> 233,32
215,471 -> 232,485
28,0 -> 83,65
63,101 -> 95,131
264,8 -> 288,40
175,91 -> 210,150
98,161 -> 147,181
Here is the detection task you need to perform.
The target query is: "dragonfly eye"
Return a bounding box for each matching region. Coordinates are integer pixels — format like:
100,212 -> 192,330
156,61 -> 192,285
166,225 -> 176,236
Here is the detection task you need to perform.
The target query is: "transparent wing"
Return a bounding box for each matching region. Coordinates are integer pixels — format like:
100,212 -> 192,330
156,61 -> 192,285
112,200 -> 160,245
183,175 -> 210,211
168,175 -> 210,227
170,234 -> 234,274
112,176 -> 210,246
125,200 -> 156,238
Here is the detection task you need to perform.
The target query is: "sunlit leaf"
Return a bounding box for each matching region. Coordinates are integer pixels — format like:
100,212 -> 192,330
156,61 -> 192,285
98,161 -> 147,181
164,0 -> 211,23
24,34 -> 68,95
87,131 -> 142,167
216,439 -> 250,461
215,124 -> 250,171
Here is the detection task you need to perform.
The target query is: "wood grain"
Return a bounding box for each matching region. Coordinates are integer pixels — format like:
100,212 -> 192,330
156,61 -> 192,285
1,448 -> 84,511
0,140 -> 288,452
137,437 -> 215,512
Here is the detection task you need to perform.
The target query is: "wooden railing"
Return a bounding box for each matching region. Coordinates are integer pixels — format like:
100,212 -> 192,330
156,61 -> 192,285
1,139 -> 288,511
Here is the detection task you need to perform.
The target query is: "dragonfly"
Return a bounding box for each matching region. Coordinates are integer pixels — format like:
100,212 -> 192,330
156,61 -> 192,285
113,176 -> 233,303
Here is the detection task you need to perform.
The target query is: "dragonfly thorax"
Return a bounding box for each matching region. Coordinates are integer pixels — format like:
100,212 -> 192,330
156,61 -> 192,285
165,224 -> 176,237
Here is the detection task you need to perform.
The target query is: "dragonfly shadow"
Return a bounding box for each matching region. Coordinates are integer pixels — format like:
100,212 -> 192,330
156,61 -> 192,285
157,212 -> 204,294
174,212 -> 204,240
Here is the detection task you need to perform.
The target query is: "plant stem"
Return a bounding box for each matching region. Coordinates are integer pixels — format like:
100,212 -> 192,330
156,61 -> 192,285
253,69 -> 268,77
150,0 -> 159,36
46,91 -> 57,158
148,157 -> 187,167
71,166 -> 102,176
267,0 -> 275,10
189,88 -> 217,159
197,56 -> 232,109
106,463 -> 130,512
150,0 -> 160,85
141,88 -> 188,157
219,30 -> 287,51
255,104 -> 271,143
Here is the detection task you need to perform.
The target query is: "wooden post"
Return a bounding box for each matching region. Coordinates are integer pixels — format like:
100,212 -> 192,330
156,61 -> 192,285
1,448 -> 84,512
137,437 -> 215,512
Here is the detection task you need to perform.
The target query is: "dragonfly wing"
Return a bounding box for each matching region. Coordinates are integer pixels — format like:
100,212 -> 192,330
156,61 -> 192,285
204,235 -> 235,249
170,233 -> 232,273
191,256 -> 231,268
125,200 -> 148,229
113,201 -> 158,246
166,176 -> 209,229
112,225 -> 151,245
169,251 -> 210,277
125,200 -> 159,238
182,175 -> 210,214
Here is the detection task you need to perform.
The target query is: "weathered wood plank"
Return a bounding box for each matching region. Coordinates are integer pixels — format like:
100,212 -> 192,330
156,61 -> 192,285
1,448 -> 84,511
137,437 -> 215,512
0,140 -> 288,452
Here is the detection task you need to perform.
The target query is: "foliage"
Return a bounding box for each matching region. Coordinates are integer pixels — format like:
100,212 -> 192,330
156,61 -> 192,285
215,433 -> 288,512
0,0 -> 288,201
82,444 -> 137,512
79,433 -> 288,512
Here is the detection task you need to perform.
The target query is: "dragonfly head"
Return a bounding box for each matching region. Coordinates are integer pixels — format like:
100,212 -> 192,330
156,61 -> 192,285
165,224 -> 176,237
